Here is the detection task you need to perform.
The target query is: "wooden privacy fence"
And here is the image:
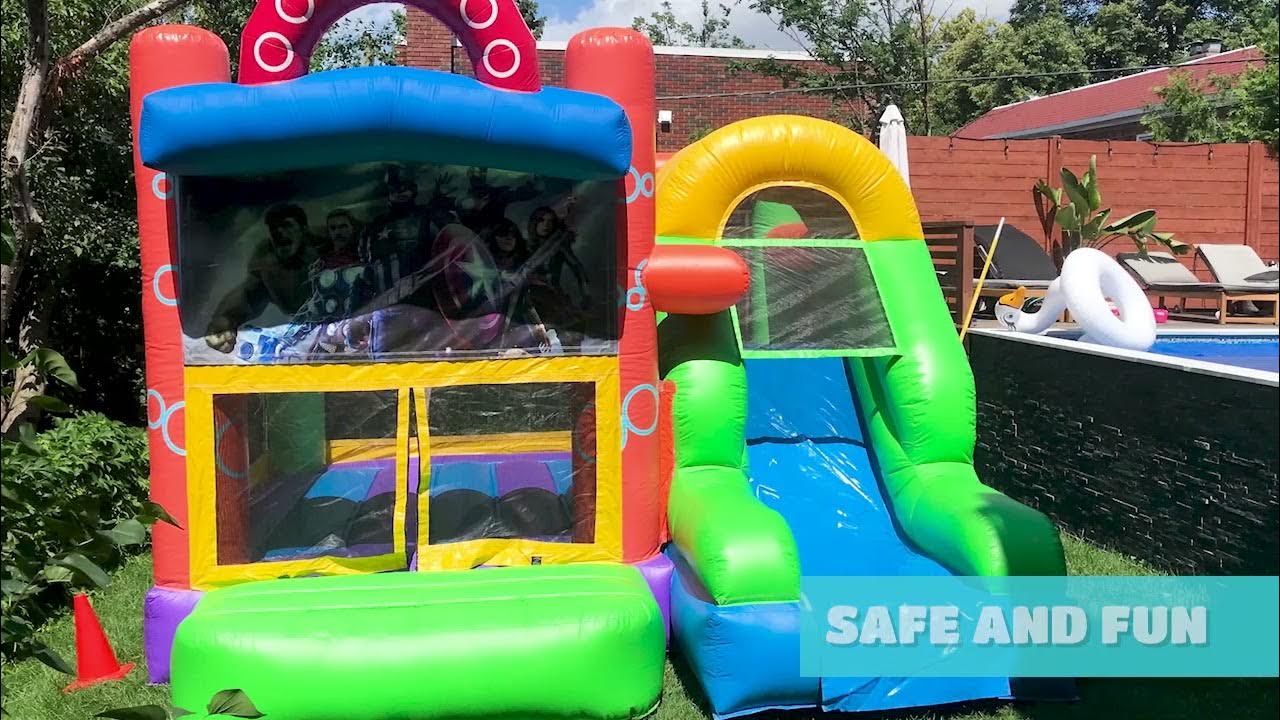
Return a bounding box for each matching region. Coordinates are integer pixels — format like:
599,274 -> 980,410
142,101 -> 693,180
907,137 -> 1279,281
923,221 -> 976,323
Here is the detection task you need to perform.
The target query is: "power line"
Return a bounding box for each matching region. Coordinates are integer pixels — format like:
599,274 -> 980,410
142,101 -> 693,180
655,56 -> 1278,101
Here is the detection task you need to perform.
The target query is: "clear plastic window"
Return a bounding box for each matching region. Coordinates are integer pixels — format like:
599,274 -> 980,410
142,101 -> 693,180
213,390 -> 403,565
721,186 -> 893,356
178,163 -> 619,365
423,382 -> 596,546
726,244 -> 895,355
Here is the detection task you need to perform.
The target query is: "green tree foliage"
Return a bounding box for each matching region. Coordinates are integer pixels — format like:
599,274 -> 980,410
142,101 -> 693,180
930,5 -> 1089,133
970,8 -> 1089,118
1144,15 -> 1279,149
2,1 -> 416,425
3,1 -> 172,423
1228,16 -> 1279,148
1079,0 -> 1157,71
1063,0 -> 1267,66
738,0 -> 1274,135
311,6 -> 407,70
632,0 -> 745,48
1144,71 -> 1236,142
738,1 -> 941,134
931,10 -> 997,133
517,0 -> 547,39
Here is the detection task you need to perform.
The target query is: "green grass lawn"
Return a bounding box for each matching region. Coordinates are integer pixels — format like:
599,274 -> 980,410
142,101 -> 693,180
3,536 -> 1276,720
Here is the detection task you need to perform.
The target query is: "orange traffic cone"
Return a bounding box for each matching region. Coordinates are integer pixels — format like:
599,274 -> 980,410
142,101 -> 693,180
63,593 -> 134,692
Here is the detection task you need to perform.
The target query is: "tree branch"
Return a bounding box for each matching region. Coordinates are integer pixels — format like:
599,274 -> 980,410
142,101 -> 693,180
4,0 -> 197,335
53,0 -> 196,83
2,0 -> 51,337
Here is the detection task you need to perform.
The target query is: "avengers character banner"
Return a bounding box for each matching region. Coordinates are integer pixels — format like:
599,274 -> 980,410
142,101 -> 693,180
176,162 -> 619,365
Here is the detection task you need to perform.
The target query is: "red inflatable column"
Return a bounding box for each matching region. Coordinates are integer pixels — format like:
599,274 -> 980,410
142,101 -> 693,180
565,30 -> 660,562
130,27 -> 230,589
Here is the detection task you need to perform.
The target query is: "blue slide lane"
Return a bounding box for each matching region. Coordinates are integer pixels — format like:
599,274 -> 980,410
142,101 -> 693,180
741,357 -> 1009,712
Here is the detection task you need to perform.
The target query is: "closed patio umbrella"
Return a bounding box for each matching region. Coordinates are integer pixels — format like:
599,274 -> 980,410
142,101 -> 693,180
878,104 -> 911,188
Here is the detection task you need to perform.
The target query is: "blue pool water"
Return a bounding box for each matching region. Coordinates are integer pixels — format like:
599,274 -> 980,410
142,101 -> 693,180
1146,335 -> 1279,372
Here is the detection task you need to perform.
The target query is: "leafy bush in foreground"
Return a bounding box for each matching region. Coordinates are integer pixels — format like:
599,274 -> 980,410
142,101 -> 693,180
1,413 -> 154,664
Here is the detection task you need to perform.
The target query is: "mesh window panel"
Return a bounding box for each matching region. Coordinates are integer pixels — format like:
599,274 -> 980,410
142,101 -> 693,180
424,382 -> 596,546
726,244 -> 896,355
212,390 -> 403,566
177,162 -> 619,365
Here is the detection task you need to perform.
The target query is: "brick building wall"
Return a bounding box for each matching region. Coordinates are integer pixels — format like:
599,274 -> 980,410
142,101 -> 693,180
399,8 -> 845,151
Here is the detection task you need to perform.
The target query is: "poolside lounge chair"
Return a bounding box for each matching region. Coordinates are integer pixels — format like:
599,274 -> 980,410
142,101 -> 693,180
973,223 -> 1059,291
1195,244 -> 1280,292
1119,251 -> 1279,325
970,223 -> 1066,318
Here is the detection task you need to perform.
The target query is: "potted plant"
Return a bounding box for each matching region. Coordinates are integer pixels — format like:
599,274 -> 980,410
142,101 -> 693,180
1033,155 -> 1188,271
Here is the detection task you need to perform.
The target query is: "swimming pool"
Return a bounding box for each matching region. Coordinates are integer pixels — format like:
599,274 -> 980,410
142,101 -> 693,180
1146,334 -> 1279,372
1042,330 -> 1279,373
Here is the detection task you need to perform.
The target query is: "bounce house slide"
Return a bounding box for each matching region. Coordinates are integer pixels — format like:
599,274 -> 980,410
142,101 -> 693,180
743,356 -> 1012,709
656,117 -> 1067,718
665,344 -> 1068,717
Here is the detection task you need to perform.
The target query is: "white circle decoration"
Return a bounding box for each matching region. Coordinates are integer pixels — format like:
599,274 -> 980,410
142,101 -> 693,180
460,0 -> 499,30
276,0 -> 315,24
482,38 -> 520,79
254,31 -> 296,73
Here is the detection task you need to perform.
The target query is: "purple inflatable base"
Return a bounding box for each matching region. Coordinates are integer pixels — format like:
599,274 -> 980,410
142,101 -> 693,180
634,552 -> 674,642
143,585 -> 203,684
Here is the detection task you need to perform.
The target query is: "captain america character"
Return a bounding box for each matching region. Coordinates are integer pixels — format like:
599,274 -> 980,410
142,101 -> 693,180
361,164 -> 455,293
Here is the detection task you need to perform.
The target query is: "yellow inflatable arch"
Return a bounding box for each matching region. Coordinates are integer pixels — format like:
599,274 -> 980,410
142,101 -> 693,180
655,115 -> 922,242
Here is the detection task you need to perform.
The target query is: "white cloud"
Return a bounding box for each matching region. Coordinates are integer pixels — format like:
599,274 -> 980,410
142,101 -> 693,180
340,2 -> 403,24
541,0 -> 798,49
540,0 -> 1014,50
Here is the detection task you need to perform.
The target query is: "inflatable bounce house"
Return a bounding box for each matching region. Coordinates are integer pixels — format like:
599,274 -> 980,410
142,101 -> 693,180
130,2 -> 1066,717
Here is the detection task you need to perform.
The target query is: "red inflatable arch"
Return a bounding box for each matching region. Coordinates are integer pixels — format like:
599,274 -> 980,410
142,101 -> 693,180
238,0 -> 541,91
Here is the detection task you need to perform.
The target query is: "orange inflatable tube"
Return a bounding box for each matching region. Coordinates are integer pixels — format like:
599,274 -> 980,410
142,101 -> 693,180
643,245 -> 750,315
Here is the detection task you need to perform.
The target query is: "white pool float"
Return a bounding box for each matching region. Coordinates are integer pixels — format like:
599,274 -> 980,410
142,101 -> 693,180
995,247 -> 1156,351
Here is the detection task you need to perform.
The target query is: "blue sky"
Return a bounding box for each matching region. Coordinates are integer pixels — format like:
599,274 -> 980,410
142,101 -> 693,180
351,1 -> 1015,51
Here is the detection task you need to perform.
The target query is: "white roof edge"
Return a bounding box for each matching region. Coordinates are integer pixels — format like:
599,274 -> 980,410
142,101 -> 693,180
969,45 -> 1261,116
535,39 -> 814,61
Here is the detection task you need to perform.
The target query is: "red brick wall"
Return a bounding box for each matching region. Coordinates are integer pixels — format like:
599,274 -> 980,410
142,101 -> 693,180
398,9 -> 845,151
907,136 -> 1280,274
652,59 -> 841,152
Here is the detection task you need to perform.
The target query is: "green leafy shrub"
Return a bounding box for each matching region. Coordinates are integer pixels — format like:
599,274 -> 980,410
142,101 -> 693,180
1,413 -> 152,663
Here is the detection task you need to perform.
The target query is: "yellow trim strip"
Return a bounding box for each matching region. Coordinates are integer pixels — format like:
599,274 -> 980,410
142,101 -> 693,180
655,115 -> 923,242
184,356 -> 622,587
392,387 -> 410,563
413,360 -> 623,570
326,431 -> 573,463
185,384 -> 410,590
185,357 -> 617,391
413,388 -> 431,550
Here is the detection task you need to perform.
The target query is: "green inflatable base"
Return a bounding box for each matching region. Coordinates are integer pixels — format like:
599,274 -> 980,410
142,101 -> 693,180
171,565 -> 665,719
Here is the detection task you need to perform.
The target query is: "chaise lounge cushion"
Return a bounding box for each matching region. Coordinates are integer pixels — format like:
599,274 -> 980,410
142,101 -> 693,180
171,565 -> 664,720
1197,244 -> 1280,292
1118,252 -> 1224,292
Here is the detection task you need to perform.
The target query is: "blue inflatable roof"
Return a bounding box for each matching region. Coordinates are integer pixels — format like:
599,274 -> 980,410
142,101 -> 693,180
139,67 -> 632,179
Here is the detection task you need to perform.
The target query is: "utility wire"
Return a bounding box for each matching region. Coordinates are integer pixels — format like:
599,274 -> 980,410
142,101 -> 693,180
655,56 -> 1278,101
